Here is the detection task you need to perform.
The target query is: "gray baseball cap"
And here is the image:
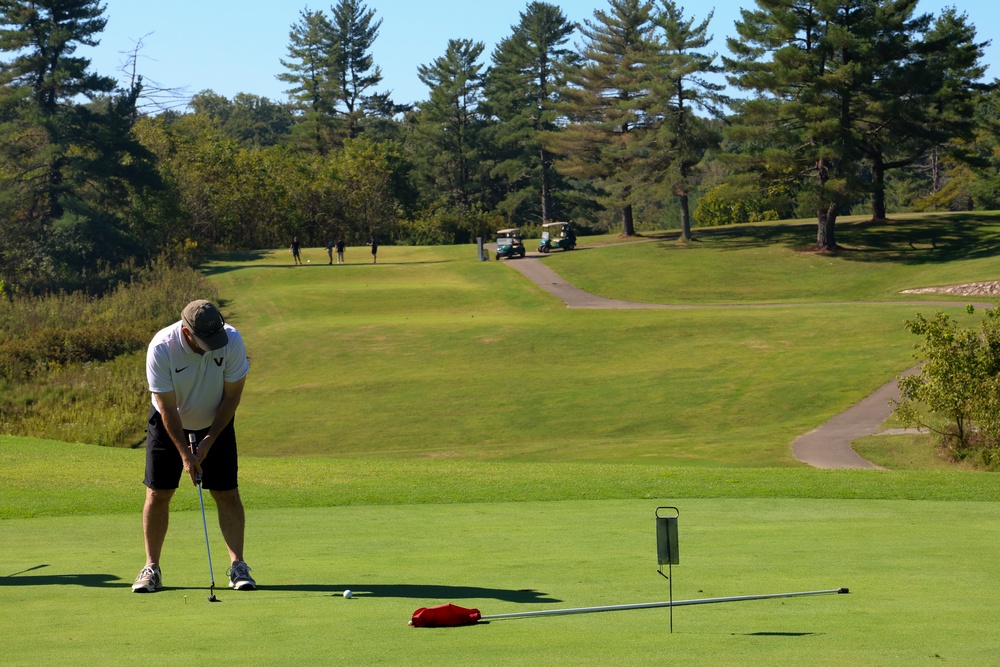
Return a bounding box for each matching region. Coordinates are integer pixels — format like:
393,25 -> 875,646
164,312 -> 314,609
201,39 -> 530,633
182,300 -> 229,351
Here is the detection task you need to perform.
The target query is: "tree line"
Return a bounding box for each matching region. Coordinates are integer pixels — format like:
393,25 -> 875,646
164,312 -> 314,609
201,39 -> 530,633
1,0 -> 996,294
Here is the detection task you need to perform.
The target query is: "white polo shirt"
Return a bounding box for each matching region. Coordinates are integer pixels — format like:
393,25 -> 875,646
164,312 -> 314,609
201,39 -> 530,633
146,321 -> 250,430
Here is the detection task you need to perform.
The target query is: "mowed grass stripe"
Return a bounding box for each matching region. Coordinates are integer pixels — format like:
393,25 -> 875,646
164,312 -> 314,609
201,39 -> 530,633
3,437 -> 998,521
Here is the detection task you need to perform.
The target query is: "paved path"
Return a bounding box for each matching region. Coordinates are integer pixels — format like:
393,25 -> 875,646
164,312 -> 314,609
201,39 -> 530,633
501,253 -> 948,469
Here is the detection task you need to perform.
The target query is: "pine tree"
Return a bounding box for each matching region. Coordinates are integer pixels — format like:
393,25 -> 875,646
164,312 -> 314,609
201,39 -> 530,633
278,7 -> 338,154
546,0 -> 655,237
0,0 -> 114,221
482,1 -> 578,224
330,0 -> 384,138
642,0 -> 725,240
412,39 -> 489,212
725,0 -> 886,249
864,6 -> 988,220
0,0 -> 158,290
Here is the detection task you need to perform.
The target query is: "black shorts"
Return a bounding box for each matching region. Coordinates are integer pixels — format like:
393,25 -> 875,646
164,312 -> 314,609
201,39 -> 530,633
143,407 -> 239,491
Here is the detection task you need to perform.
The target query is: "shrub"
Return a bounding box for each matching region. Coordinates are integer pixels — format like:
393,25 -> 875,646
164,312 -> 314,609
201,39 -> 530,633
0,257 -> 216,446
893,305 -> 1000,470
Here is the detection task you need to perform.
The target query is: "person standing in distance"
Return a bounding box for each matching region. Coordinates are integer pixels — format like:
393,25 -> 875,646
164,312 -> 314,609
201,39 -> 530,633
336,237 -> 346,264
133,300 -> 256,593
290,236 -> 302,265
368,235 -> 378,264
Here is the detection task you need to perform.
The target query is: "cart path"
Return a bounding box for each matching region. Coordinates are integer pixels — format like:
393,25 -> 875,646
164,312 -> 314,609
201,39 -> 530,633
503,254 -> 957,469
789,373 -> 915,470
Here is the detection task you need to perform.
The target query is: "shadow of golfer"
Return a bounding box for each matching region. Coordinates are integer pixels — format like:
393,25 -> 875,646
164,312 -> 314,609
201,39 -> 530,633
0,569 -> 128,589
260,582 -> 560,604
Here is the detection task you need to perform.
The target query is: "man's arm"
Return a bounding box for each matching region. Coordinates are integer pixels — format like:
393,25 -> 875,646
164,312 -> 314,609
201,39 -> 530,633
194,375 -> 246,463
152,391 -> 202,484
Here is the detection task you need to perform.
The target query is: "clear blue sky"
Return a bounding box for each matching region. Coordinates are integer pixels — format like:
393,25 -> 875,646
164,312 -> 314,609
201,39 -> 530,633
82,0 -> 997,109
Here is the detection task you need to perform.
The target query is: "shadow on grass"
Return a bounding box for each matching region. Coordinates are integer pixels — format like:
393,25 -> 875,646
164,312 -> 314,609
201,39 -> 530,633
652,214 -> 1000,266
0,572 -> 128,589
261,582 -> 560,604
202,259 -> 456,276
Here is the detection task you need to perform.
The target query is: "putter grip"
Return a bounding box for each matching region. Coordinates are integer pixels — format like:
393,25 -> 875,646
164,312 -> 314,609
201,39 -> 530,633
187,432 -> 201,483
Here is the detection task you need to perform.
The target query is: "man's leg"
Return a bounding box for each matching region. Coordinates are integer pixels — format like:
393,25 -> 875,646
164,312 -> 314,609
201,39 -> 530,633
143,487 -> 174,565
213,488 -> 257,589
212,488 -> 245,563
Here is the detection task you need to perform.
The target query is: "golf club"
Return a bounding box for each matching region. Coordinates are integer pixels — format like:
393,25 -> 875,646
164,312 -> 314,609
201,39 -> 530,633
6,564 -> 49,577
189,432 -> 219,602
479,588 -> 849,621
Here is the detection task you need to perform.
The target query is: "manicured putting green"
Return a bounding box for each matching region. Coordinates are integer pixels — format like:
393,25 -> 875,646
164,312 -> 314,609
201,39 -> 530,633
2,498 -> 997,666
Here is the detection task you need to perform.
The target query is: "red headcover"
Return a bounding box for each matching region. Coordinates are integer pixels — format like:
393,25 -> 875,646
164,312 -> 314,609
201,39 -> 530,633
410,603 -> 482,628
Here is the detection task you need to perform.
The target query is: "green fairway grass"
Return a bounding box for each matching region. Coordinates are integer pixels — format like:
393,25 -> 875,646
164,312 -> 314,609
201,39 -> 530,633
552,213 -> 1000,305
200,233 -> 987,467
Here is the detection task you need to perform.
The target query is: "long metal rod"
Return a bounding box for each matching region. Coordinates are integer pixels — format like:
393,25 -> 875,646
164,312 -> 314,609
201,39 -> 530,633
479,588 -> 849,621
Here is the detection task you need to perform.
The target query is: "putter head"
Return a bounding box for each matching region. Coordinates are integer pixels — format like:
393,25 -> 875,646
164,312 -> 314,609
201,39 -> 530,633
208,594 -> 219,602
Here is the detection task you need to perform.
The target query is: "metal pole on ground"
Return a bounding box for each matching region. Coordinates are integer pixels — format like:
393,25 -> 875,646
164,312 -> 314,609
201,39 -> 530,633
479,588 -> 850,621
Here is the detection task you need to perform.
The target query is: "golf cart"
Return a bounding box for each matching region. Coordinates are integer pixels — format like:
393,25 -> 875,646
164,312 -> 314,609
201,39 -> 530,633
538,221 -> 576,253
495,228 -> 526,260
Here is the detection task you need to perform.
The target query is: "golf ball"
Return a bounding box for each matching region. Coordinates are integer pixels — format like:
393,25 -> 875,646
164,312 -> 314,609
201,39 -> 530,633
307,259 -> 311,263
343,589 -> 353,599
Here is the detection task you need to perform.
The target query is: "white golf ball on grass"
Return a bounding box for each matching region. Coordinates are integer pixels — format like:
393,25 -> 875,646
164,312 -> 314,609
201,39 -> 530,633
343,589 -> 352,599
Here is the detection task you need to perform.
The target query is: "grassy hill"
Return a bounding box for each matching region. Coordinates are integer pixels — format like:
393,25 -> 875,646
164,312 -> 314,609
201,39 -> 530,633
3,213 -> 1000,666
200,214 -> 995,466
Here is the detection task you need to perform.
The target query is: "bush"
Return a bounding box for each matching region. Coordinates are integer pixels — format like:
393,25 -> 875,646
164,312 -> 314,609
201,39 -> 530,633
893,305 -> 1000,470
0,257 -> 217,446
694,183 -> 794,227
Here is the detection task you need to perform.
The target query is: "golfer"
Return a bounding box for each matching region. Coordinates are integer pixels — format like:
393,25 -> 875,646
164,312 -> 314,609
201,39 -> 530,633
133,300 -> 256,593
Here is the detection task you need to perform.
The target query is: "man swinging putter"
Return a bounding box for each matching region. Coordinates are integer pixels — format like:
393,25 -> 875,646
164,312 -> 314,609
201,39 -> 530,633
132,300 -> 256,593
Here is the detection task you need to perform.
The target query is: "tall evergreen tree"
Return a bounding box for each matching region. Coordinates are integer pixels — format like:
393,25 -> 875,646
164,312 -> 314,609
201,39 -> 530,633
412,38 -> 489,212
725,0 -> 889,250
0,0 -> 158,290
278,7 -> 338,154
483,1 -> 578,224
330,0 -> 383,138
863,6 -> 988,220
546,0 -> 655,237
642,0 -> 725,240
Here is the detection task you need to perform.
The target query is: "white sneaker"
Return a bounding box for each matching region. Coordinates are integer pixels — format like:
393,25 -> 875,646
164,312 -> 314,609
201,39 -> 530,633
132,563 -> 162,593
228,560 -> 256,590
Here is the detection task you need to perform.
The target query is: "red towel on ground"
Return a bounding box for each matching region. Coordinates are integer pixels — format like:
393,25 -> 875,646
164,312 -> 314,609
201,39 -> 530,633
410,603 -> 482,627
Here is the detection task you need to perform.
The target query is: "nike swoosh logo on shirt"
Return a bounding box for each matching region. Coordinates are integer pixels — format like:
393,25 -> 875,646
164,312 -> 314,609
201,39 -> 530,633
175,366 -> 189,373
